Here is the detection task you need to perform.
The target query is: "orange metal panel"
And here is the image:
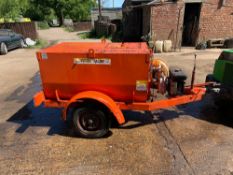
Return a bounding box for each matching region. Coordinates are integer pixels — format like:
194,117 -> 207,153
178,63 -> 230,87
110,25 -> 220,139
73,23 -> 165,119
117,87 -> 206,111
33,91 -> 45,107
37,42 -> 151,103
34,87 -> 205,124
34,41 -> 207,125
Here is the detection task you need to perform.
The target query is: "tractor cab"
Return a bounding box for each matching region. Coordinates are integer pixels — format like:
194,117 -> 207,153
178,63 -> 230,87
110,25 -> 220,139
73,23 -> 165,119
212,50 -> 233,86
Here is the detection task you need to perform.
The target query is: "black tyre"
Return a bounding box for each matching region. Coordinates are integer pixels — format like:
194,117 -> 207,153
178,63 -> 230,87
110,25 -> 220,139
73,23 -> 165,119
0,42 -> 8,55
73,107 -> 109,138
205,74 -> 216,90
205,74 -> 215,83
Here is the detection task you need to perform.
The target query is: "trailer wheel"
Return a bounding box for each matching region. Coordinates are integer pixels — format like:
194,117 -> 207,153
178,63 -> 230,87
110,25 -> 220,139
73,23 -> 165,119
73,107 -> 109,138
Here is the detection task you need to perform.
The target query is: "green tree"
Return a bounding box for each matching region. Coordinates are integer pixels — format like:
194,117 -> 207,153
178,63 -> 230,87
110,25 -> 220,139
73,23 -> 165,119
26,0 -> 96,25
66,0 -> 96,21
24,0 -> 54,21
0,0 -> 96,24
0,0 -> 20,20
0,0 -> 29,20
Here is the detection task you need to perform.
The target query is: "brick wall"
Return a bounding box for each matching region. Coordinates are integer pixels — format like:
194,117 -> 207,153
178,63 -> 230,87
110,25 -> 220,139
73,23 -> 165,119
151,2 -> 185,49
151,0 -> 233,48
198,0 -> 233,42
123,0 -> 233,46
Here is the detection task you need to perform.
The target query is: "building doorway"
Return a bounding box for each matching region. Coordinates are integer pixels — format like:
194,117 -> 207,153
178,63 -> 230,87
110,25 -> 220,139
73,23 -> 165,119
123,7 -> 143,42
182,3 -> 202,46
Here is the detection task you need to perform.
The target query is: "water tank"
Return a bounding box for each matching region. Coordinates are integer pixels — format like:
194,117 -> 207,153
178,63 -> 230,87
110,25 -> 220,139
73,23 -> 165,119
36,42 -> 151,102
155,41 -> 163,53
164,40 -> 172,52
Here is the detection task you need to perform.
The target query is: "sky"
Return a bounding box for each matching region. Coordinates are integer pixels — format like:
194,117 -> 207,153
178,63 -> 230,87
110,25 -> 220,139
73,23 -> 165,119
103,0 -> 124,8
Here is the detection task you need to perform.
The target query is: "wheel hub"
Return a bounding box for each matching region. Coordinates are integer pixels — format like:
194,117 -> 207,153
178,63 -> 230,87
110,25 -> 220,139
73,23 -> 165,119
80,113 -> 101,131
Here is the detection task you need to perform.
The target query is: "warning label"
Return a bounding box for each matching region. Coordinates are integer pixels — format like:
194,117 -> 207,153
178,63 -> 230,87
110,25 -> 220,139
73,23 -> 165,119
136,80 -> 148,91
74,58 -> 111,65
41,53 -> 48,60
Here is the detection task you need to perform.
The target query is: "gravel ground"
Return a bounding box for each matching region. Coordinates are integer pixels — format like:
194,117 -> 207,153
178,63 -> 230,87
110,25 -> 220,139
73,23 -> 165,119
39,27 -> 100,43
0,28 -> 233,175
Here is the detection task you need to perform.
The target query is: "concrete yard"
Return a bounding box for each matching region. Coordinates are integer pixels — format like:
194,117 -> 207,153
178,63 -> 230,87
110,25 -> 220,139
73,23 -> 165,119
0,29 -> 233,175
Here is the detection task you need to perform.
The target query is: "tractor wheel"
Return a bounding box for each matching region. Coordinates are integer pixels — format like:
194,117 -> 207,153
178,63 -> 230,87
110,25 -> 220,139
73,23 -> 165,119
72,107 -> 109,138
205,74 -> 215,90
205,74 -> 215,83
0,43 -> 8,55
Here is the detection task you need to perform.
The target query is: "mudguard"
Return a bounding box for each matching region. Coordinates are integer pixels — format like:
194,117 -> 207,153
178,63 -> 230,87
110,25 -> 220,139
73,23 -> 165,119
63,91 -> 125,124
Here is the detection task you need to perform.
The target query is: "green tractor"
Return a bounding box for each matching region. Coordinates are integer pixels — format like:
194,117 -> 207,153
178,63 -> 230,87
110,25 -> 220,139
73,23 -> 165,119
210,50 -> 233,86
206,50 -> 233,118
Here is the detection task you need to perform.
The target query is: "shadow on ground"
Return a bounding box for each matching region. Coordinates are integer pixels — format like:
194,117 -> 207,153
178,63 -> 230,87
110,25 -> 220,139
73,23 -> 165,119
6,101 -> 114,138
5,72 -> 41,104
117,94 -> 233,129
4,63 -> 232,138
7,101 -> 65,135
176,95 -> 233,128
6,94 -> 233,138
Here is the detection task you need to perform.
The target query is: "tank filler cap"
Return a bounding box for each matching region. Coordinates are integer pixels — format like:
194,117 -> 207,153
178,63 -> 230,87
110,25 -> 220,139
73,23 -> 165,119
88,49 -> 95,58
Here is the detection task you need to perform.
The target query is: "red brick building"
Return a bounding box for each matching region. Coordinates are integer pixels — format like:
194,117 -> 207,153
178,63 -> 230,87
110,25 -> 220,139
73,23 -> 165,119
123,0 -> 233,48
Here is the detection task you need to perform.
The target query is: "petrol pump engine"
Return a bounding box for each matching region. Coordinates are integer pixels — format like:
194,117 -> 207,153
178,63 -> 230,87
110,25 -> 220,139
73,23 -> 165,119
151,59 -> 187,97
168,67 -> 187,96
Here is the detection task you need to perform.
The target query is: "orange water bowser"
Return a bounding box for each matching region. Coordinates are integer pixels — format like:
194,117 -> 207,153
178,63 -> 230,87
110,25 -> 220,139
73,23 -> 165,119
34,41 -> 206,138
37,42 -> 151,102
